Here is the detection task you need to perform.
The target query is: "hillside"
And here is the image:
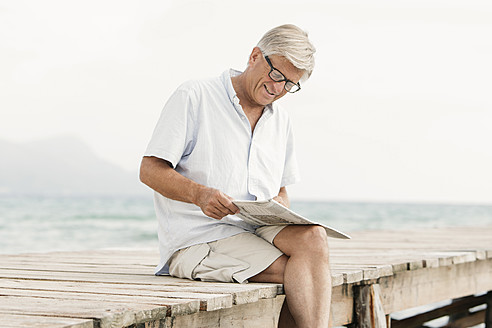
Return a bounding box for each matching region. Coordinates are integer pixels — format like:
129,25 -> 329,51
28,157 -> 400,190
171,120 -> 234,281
0,136 -> 148,196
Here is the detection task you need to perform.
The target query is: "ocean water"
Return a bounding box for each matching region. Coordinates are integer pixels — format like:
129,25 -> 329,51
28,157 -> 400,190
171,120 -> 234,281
1,195 -> 491,254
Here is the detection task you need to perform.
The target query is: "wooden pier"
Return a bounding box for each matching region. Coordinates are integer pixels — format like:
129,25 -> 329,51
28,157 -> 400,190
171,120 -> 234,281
0,226 -> 491,327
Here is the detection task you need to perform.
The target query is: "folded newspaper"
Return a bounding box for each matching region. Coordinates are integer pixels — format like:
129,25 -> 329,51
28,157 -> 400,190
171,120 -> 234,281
232,199 -> 350,239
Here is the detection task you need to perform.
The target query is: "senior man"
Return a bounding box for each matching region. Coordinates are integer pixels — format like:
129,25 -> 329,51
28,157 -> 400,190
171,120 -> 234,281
140,24 -> 331,327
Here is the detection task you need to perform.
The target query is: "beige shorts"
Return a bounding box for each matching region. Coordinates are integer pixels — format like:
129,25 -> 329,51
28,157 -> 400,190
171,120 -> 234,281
168,225 -> 286,284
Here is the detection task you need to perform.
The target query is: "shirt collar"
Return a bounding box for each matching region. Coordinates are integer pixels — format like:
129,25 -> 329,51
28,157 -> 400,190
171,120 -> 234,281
222,69 -> 274,113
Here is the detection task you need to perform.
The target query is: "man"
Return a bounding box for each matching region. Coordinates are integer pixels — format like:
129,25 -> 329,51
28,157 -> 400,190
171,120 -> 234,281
140,24 -> 331,327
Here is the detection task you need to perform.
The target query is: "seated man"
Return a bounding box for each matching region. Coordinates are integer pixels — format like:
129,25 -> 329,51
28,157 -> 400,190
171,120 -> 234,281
140,24 -> 331,328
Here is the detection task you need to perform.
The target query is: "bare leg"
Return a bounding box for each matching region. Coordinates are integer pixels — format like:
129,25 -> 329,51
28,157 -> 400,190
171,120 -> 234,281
250,225 -> 332,328
278,298 -> 298,328
250,255 -> 297,327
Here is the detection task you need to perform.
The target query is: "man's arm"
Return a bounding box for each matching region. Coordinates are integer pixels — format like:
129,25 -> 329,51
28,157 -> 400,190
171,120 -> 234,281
273,186 -> 290,208
139,156 -> 239,220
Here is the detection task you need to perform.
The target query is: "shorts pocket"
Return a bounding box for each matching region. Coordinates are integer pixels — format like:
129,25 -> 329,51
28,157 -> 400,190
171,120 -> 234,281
168,243 -> 210,280
192,249 -> 251,283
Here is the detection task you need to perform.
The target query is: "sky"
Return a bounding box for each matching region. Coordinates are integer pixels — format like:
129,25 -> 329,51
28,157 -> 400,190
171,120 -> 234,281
1,0 -> 491,204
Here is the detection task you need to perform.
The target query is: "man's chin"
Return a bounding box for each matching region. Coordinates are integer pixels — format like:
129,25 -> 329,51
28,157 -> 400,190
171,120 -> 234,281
259,99 -> 274,106
261,93 -> 277,105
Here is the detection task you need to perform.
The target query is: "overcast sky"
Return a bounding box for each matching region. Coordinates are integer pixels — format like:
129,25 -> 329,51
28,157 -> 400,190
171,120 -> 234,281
1,0 -> 491,204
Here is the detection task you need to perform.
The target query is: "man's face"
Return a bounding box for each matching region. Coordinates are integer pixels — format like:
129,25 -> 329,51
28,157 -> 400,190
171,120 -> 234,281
247,48 -> 304,107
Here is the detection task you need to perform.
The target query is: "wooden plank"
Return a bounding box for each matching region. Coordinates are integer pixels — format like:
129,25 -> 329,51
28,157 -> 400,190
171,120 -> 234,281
332,252 -> 450,271
331,254 -> 423,271
0,279 -> 233,312
486,291 -> 492,328
0,287 -> 203,316
0,257 -> 157,268
423,257 -> 440,268
379,259 -> 492,314
407,259 -> 424,271
0,295 -> 168,328
332,264 -> 382,280
0,314 -> 94,328
0,262 -> 154,275
443,310 -> 486,328
0,269 -> 280,304
162,296 -> 284,328
331,268 -> 363,284
474,250 -> 487,260
332,250 -> 484,267
331,237 -> 492,251
391,262 -> 409,273
0,251 -> 159,264
354,284 -> 386,328
333,250 -> 485,271
391,294 -> 488,327
1,249 -> 159,257
342,239 -> 491,246
331,272 -> 344,287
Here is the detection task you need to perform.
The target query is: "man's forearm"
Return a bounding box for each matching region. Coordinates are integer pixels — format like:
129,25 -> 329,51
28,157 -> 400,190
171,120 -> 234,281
139,156 -> 239,220
139,156 -> 203,205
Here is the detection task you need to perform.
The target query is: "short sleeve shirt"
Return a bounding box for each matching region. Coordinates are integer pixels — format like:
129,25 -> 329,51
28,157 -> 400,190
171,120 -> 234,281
144,69 -> 300,274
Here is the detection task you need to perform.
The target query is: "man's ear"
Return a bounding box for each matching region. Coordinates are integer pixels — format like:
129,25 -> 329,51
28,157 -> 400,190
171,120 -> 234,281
248,47 -> 263,65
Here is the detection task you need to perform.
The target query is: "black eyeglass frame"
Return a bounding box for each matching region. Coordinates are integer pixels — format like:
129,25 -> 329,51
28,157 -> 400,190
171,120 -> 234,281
264,56 -> 301,93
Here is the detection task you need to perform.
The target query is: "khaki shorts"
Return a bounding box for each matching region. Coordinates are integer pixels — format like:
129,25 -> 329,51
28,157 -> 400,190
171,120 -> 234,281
168,225 -> 286,284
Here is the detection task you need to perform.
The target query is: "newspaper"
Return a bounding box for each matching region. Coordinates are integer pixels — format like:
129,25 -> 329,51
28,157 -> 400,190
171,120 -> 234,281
232,199 -> 350,239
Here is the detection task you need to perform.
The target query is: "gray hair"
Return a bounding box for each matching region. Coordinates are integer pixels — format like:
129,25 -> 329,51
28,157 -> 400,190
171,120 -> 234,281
257,24 -> 316,81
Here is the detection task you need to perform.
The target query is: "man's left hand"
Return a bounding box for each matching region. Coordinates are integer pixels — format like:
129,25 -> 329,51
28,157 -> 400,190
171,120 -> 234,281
273,195 -> 288,207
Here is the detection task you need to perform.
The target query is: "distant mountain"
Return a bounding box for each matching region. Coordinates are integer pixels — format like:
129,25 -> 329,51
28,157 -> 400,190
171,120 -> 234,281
0,136 -> 149,196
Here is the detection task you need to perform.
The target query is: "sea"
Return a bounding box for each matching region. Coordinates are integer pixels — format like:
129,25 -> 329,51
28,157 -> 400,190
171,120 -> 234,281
1,195 -> 492,255
1,195 -> 491,327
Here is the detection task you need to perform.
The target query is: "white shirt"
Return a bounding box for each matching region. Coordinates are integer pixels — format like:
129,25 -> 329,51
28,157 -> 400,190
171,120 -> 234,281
145,69 -> 300,274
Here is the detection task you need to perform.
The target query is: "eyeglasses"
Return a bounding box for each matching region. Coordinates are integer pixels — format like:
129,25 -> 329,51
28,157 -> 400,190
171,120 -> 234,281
264,56 -> 301,93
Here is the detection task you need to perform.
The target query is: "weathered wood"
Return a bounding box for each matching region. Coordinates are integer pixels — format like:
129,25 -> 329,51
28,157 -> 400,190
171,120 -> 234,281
331,268 -> 364,284
379,260 -> 492,314
354,284 -> 387,328
331,272 -> 345,286
331,283 -> 356,326
391,294 -> 488,327
333,265 -> 380,280
0,261 -> 155,275
162,296 -> 284,328
0,295 -> 168,328
0,314 -> 94,328
0,287 -> 202,316
0,279 -> 233,312
0,269 -> 279,305
0,227 -> 491,327
386,314 -> 391,328
444,309 -> 486,327
486,291 -> 492,328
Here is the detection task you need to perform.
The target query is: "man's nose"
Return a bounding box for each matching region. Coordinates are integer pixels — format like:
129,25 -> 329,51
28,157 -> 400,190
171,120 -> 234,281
271,81 -> 285,94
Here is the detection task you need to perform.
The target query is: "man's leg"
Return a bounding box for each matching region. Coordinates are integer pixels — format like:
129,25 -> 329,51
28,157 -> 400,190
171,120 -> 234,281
250,225 -> 332,328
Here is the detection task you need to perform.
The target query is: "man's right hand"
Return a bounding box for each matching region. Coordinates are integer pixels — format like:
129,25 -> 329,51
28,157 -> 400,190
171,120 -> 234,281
194,186 -> 240,220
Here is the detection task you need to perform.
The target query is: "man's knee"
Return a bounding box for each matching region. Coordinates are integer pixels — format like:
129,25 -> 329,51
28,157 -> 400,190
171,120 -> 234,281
274,225 -> 329,258
300,225 -> 329,254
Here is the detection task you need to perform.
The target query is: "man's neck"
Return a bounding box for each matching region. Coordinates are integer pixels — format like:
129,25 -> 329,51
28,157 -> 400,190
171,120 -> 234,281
231,74 -> 265,115
231,74 -> 266,132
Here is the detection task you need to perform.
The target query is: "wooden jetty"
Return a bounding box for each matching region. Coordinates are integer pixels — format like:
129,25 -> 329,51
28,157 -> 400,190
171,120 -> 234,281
0,226 -> 491,327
